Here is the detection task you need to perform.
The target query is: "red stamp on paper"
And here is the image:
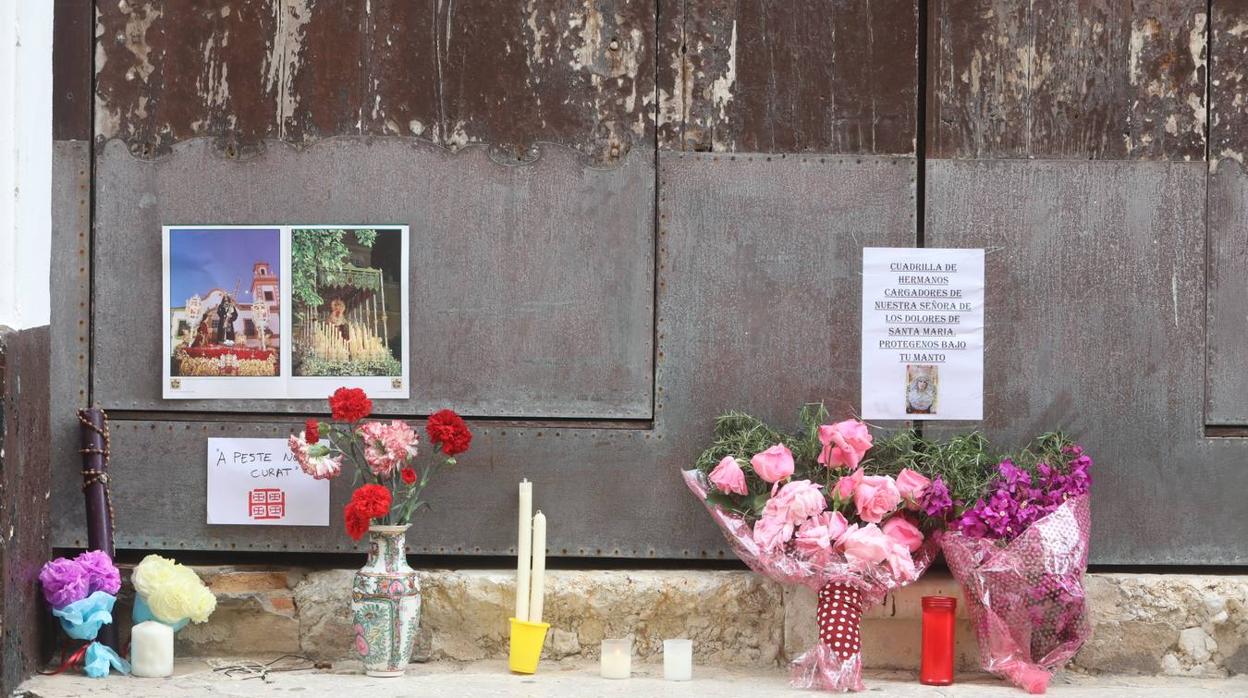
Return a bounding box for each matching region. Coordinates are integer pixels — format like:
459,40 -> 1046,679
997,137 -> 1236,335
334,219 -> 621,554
248,488 -> 286,520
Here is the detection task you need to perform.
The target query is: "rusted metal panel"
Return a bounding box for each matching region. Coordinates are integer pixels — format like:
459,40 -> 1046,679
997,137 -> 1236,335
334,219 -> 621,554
91,137 -> 654,419
60,153 -> 916,556
58,419 -> 684,556
95,0 -> 655,163
927,159 -> 1248,564
49,142 -> 94,559
0,327 -> 53,695
53,0 -> 93,141
1206,3 -> 1248,425
654,152 -> 917,428
660,1 -> 918,154
927,1 -> 1207,160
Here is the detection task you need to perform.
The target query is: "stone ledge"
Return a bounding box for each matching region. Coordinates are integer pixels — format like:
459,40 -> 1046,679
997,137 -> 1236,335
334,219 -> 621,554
166,566 -> 1246,678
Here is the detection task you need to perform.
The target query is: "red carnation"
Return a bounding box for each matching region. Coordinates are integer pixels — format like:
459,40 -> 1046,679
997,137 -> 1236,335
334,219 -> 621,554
426,409 -> 472,456
305,418 -> 320,444
329,387 -> 372,423
400,467 -> 418,485
344,503 -> 370,541
350,484 -> 392,519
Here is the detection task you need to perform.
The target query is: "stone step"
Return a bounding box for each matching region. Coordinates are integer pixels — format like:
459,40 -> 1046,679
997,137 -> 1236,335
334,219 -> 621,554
111,567 -> 1246,678
19,659 -> 1248,697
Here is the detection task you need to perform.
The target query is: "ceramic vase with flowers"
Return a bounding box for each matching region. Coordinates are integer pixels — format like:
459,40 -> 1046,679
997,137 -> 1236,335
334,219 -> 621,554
292,388 -> 473,677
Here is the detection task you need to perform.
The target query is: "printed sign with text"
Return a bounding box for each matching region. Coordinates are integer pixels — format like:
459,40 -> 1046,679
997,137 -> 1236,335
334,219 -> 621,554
861,247 -> 984,421
207,437 -> 330,526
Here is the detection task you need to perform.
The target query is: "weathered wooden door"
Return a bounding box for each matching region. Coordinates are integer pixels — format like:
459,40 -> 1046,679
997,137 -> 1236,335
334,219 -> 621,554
45,1 -> 1248,564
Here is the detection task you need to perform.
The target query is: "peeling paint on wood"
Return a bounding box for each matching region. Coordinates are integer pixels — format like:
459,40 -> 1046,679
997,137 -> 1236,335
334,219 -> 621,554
1210,2 -> 1248,171
927,0 -> 1207,160
95,0 -> 655,163
660,0 -> 918,154
96,1 -> 282,156
1205,2 -> 1248,424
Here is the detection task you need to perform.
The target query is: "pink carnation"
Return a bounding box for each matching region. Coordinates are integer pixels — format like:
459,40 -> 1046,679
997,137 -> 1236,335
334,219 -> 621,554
356,420 -> 419,477
708,456 -> 748,495
73,550 -> 121,595
817,419 -> 873,469
853,474 -> 902,523
750,444 -> 795,483
288,433 -> 343,480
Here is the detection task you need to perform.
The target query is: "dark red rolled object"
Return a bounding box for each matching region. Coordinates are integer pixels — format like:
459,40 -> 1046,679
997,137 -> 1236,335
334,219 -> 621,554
78,407 -> 118,650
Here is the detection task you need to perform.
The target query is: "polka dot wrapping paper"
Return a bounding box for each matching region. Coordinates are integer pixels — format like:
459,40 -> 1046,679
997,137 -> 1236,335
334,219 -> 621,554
941,494 -> 1092,695
818,583 -> 864,660
684,470 -> 936,692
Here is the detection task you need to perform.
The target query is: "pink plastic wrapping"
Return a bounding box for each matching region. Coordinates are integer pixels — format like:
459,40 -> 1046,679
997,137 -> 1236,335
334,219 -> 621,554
685,470 -> 934,692
941,494 -> 1091,694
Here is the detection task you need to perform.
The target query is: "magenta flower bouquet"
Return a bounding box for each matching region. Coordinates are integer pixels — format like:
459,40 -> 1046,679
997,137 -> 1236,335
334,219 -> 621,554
685,407 -> 941,692
938,438 -> 1093,694
38,551 -> 130,677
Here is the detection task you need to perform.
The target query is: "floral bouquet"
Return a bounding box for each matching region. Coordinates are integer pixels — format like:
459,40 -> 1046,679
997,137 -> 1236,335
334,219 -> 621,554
685,406 -> 945,692
938,436 -> 1092,694
38,551 -> 129,677
293,388 -> 472,674
131,554 -> 217,630
289,387 -> 472,537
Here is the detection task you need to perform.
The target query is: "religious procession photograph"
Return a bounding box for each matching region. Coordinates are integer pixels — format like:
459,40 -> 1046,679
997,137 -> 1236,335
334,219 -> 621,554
289,226 -> 409,398
162,227 -> 283,398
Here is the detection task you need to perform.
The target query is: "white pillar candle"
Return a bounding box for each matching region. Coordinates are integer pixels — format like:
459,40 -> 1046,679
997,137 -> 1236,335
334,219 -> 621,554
528,511 -> 547,623
663,639 -> 693,681
130,620 -> 174,678
600,638 -> 631,679
515,480 -> 533,621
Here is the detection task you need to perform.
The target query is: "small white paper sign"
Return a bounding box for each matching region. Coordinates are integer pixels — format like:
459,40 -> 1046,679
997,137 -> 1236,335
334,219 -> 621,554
207,437 -> 329,526
861,247 -> 984,421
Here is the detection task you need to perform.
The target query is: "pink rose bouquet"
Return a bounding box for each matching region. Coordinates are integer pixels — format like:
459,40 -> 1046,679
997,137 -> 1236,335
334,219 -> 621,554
686,406 -> 940,692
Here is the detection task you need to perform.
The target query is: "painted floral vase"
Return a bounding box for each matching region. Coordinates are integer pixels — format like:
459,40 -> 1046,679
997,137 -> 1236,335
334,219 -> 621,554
351,524 -> 421,677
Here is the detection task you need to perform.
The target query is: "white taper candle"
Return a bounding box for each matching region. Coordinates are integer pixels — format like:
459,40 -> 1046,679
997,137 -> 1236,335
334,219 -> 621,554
515,480 -> 533,621
529,510 -> 547,623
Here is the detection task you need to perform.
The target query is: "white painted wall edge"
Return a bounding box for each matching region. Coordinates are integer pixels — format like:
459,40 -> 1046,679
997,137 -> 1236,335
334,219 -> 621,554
0,0 -> 53,330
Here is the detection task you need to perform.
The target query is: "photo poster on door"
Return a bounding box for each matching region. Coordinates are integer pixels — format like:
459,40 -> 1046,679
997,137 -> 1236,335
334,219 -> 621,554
207,438 -> 329,526
162,225 -> 410,400
860,247 -> 984,421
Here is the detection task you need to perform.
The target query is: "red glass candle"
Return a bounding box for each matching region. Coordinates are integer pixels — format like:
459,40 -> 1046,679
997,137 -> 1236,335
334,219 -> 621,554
920,595 -> 957,685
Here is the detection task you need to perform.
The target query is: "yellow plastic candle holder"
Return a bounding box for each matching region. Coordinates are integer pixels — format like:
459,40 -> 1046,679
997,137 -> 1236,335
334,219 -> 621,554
508,618 -> 550,674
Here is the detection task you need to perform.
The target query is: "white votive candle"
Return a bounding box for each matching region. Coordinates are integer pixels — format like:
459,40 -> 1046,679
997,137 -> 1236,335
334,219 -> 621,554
663,639 -> 693,681
600,638 -> 631,679
130,620 -> 174,678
